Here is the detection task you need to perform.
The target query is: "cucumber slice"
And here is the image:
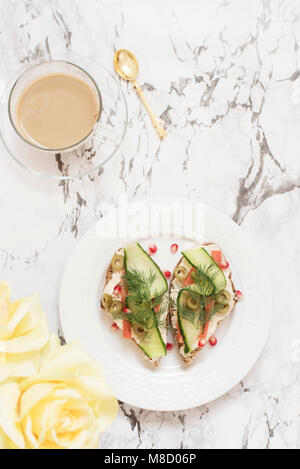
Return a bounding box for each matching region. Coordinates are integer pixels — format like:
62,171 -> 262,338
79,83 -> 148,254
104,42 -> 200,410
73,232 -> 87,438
182,247 -> 226,295
126,299 -> 167,360
177,290 -> 202,354
188,273 -> 214,296
138,322 -> 166,359
125,242 -> 167,360
125,243 -> 168,298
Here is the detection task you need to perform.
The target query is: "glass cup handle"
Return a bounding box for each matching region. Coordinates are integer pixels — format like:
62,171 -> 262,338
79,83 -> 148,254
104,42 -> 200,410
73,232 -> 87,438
93,122 -> 116,145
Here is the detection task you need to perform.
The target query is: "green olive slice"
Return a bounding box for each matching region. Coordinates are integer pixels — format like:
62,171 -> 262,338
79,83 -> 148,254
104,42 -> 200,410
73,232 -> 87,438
216,290 -> 231,305
186,295 -> 200,311
179,291 -> 189,306
175,265 -> 188,281
111,254 -> 124,272
101,293 -> 112,310
109,299 -> 122,315
133,325 -> 146,338
217,303 -> 230,315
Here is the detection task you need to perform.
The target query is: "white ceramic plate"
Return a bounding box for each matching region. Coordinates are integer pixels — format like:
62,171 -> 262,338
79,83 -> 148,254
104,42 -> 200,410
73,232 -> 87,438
59,199 -> 271,411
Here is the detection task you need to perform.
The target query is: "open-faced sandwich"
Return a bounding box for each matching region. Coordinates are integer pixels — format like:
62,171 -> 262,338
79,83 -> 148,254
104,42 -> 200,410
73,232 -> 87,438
101,242 -> 169,366
169,243 -> 237,363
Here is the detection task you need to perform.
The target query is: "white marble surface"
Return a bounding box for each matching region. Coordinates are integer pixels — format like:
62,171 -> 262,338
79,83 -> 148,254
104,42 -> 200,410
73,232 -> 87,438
0,0 -> 300,449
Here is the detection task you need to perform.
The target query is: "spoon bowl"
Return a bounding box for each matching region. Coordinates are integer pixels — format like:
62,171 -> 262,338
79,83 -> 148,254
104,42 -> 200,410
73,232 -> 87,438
114,49 -> 139,82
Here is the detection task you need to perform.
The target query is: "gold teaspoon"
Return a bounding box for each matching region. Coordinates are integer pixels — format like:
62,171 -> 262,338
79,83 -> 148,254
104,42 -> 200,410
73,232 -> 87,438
114,49 -> 167,139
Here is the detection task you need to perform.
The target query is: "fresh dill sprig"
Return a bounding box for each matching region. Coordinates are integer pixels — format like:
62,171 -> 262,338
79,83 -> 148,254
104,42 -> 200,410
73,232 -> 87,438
122,268 -> 157,302
178,266 -> 226,329
113,299 -> 157,330
155,294 -> 169,329
179,292 -> 224,329
185,263 -> 218,297
116,268 -> 169,333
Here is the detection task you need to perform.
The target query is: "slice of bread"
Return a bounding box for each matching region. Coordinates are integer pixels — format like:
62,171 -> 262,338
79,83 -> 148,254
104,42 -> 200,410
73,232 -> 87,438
169,242 -> 237,364
101,248 -> 169,367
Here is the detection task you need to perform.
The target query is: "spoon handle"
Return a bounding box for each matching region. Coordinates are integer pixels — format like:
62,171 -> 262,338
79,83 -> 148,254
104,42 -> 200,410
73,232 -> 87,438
133,81 -> 167,139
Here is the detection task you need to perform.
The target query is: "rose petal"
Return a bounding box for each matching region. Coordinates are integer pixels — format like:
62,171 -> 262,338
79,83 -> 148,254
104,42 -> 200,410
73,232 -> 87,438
0,283 -> 11,326
39,334 -> 60,363
49,427 -> 72,448
0,311 -> 49,354
0,287 -> 53,384
0,324 -> 13,341
7,300 -> 34,333
12,295 -> 42,337
0,359 -> 37,383
68,428 -> 90,449
52,387 -> 82,400
20,382 -> 57,420
0,382 -> 25,448
31,399 -> 67,446
40,342 -> 103,377
63,401 -> 94,430
23,415 -> 39,449
0,429 -> 8,449
76,375 -> 118,401
74,376 -> 118,431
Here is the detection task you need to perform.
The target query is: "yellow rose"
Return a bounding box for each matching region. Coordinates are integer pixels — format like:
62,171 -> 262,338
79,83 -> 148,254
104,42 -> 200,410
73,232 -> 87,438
0,337 -> 118,449
0,282 -> 50,382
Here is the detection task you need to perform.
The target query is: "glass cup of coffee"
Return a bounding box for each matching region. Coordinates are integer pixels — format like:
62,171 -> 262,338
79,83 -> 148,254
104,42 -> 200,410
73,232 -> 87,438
8,60 -> 102,153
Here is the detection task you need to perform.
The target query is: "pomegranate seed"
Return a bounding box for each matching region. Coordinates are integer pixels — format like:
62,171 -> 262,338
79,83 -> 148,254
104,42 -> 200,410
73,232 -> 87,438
164,270 -> 171,279
166,343 -> 173,351
170,243 -> 178,254
198,338 -> 206,348
149,243 -> 158,254
236,290 -> 243,300
122,307 -> 130,314
220,261 -> 229,270
113,285 -> 122,295
209,336 -> 217,346
111,323 -> 119,332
